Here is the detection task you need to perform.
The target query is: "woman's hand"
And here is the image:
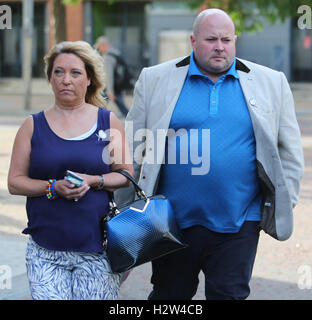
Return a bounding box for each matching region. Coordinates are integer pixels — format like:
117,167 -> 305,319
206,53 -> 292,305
54,179 -> 90,201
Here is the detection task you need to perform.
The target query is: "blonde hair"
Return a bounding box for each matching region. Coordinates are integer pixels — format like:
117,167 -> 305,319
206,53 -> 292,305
44,41 -> 107,108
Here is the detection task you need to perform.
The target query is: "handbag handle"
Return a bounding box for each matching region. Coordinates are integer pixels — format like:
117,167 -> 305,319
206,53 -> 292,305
113,169 -> 147,200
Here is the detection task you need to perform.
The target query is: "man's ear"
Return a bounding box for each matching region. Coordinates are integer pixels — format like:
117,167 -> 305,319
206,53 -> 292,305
190,33 -> 196,50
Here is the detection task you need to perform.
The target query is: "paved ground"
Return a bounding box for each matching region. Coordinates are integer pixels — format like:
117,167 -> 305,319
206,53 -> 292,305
0,79 -> 311,300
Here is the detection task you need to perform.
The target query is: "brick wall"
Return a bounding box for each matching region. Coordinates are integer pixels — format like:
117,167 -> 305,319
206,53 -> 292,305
48,0 -> 83,47
66,2 -> 83,41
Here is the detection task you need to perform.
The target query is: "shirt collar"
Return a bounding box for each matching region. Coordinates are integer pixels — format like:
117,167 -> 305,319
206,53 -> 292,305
189,51 -> 239,80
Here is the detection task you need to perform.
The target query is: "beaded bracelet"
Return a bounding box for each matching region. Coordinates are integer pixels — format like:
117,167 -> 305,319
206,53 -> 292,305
46,179 -> 58,200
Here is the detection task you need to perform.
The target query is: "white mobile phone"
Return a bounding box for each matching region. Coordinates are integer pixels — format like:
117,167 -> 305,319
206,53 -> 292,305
65,170 -> 84,187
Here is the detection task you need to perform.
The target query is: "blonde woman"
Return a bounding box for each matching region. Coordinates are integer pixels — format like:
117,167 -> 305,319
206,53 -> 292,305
7,41 -> 133,300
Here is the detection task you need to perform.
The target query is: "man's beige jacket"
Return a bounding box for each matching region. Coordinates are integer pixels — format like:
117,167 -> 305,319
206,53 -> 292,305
115,56 -> 304,241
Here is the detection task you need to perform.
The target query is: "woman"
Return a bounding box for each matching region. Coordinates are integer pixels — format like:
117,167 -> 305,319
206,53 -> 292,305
7,41 -> 133,300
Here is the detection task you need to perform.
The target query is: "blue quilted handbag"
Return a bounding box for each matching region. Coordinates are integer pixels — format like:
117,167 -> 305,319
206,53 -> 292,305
103,169 -> 187,273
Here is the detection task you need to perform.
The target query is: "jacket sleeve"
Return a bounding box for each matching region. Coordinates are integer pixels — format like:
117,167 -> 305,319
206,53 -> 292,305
278,72 -> 304,207
114,68 -> 148,205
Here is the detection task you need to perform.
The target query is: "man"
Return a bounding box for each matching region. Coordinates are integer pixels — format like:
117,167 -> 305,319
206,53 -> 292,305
115,9 -> 304,299
95,36 -> 129,117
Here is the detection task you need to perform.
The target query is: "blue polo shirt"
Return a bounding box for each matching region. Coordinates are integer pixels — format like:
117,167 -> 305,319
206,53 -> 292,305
157,52 -> 261,233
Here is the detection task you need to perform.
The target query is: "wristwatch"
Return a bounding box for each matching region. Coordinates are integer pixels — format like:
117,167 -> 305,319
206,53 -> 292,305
95,175 -> 105,190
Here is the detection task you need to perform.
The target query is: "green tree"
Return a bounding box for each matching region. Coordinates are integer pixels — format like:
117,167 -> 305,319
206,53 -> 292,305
53,0 -> 115,44
188,0 -> 312,34
52,0 -> 67,44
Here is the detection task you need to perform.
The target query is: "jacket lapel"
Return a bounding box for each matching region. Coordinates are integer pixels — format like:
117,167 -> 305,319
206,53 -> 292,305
237,60 -> 274,164
152,57 -> 189,130
237,58 -> 257,116
149,57 -> 189,167
237,61 -> 266,138
238,68 -> 258,119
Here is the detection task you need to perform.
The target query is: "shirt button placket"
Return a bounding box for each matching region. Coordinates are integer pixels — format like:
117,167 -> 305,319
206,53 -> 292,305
210,85 -> 218,115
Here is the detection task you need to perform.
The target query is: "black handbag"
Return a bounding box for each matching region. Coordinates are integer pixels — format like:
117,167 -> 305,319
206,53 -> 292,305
102,169 -> 187,273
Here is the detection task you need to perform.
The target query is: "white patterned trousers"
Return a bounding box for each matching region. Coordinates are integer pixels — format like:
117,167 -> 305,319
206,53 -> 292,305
25,237 -> 121,300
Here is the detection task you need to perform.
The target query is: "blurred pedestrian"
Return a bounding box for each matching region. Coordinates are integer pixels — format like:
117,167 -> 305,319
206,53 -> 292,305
7,40 -> 133,300
115,9 -> 304,300
95,36 -> 130,117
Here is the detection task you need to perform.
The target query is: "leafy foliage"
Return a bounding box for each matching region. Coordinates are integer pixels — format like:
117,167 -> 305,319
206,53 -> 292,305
62,0 -> 82,5
62,0 -> 116,4
59,0 -> 311,35
188,0 -> 312,34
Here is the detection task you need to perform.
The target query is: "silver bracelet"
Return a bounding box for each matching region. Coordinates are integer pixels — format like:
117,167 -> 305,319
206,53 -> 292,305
95,175 -> 105,190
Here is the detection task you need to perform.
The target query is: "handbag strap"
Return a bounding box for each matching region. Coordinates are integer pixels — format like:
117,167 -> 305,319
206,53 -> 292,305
113,169 -> 147,200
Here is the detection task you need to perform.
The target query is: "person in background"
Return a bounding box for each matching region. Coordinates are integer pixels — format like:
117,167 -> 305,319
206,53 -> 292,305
115,9 -> 304,300
7,41 -> 133,300
95,36 -> 129,117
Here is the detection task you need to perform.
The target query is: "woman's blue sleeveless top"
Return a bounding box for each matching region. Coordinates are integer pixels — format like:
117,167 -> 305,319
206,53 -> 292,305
23,108 -> 111,253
